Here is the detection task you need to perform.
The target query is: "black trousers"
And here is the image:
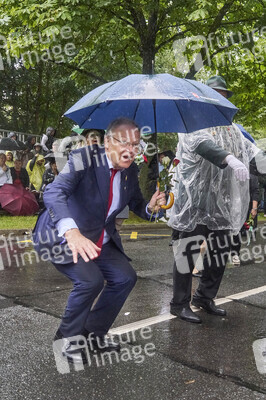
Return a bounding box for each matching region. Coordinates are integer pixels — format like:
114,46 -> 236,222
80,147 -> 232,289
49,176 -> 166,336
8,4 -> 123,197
171,225 -> 230,308
53,241 -> 137,338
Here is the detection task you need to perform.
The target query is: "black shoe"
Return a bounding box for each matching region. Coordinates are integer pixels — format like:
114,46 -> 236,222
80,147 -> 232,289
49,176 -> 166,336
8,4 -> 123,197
54,329 -> 63,341
191,298 -> 226,316
170,305 -> 202,324
87,334 -> 121,352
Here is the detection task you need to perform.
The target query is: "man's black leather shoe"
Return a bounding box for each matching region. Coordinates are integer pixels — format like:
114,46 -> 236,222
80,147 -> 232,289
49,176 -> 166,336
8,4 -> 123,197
170,305 -> 202,324
54,329 -> 63,341
87,334 -> 121,352
191,298 -> 226,316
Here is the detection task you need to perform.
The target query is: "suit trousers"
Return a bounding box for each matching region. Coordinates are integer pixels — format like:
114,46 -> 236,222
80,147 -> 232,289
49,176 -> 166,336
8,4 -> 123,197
53,241 -> 137,338
171,225 -> 230,308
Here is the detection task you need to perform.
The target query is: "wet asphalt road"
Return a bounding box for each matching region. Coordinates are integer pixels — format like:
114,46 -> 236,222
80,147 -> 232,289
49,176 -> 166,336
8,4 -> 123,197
0,224 -> 265,400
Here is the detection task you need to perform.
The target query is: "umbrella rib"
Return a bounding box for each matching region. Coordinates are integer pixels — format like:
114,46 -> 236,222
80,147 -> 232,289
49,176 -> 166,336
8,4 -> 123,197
184,78 -> 206,97
173,100 -> 189,133
132,100 -> 141,122
89,80 -> 117,105
215,104 -> 235,123
79,103 -> 107,129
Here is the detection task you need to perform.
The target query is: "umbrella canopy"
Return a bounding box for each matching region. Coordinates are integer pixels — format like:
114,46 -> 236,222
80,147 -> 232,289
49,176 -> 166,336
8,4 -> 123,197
0,137 -> 25,151
0,184 -> 39,216
64,73 -> 238,133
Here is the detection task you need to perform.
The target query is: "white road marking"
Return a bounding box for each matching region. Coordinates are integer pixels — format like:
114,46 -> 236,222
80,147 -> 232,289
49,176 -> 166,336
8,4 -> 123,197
0,255 -> 4,271
109,285 -> 266,335
226,285 -> 266,300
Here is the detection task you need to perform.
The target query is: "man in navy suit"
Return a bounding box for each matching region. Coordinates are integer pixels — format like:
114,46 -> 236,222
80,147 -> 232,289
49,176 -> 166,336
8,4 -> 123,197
33,117 -> 165,361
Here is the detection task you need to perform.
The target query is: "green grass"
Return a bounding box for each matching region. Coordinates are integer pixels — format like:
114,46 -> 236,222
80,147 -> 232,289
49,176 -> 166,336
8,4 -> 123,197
123,211 -> 153,224
0,211 -> 151,230
1,211 -> 265,231
0,215 -> 38,230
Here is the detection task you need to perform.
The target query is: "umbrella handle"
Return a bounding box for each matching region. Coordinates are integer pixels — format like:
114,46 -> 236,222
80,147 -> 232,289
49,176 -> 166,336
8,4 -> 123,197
156,181 -> 174,209
160,192 -> 174,210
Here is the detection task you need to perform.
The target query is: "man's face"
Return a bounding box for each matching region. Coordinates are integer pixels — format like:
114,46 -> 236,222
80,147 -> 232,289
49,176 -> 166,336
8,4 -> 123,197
86,131 -> 102,146
6,152 -> 12,161
105,124 -> 140,170
37,159 -> 44,166
35,146 -> 41,153
14,160 -> 22,170
0,154 -> 6,167
215,89 -> 228,99
51,161 -> 57,172
159,153 -> 166,163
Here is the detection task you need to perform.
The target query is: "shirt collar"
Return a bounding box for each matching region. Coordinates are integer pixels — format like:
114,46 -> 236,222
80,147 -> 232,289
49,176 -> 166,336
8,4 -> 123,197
105,153 -> 124,172
106,154 -> 114,170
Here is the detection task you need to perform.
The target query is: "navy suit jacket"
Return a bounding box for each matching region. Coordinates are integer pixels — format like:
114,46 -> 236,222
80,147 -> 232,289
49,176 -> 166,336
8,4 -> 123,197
33,145 -> 149,264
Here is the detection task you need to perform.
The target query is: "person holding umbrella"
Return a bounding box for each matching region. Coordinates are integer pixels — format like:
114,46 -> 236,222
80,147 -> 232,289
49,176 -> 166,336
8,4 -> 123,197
168,122 -> 263,324
10,159 -> 30,189
33,117 -> 166,363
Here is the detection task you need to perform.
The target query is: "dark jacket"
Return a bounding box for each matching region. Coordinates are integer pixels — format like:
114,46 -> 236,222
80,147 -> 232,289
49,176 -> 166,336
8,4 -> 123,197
33,145 -> 150,264
10,167 -> 29,188
41,168 -> 56,190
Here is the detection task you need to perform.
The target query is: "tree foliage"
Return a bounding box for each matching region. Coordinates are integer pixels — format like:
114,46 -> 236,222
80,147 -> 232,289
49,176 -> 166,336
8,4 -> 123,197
0,0 -> 265,135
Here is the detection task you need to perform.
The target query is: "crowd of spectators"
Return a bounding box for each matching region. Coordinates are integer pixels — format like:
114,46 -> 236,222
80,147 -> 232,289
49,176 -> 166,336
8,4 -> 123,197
0,127 -> 59,215
1,124 -> 266,220
0,127 -> 116,215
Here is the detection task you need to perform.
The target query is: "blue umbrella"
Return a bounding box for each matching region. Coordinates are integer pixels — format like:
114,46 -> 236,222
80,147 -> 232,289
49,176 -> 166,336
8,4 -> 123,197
64,73 -> 238,133
235,123 -> 255,143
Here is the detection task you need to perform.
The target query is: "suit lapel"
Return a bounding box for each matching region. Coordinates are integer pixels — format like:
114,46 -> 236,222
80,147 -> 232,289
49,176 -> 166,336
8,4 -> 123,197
93,148 -> 110,218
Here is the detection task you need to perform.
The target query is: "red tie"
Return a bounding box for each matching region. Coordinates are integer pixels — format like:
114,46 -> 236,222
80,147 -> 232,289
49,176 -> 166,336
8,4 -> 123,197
96,168 -> 118,253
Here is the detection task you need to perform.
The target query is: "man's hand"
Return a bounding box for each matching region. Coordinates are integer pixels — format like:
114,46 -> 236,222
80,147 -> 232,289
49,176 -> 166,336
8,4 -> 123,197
225,155 -> 249,181
251,208 -> 257,218
65,228 -> 101,263
148,189 -> 166,213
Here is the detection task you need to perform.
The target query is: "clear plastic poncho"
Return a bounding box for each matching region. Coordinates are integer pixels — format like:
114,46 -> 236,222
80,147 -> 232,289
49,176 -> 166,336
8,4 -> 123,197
167,124 -> 260,235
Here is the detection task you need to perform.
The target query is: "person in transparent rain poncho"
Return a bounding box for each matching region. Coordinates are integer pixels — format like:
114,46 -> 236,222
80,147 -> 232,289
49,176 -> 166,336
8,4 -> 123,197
167,123 -> 265,324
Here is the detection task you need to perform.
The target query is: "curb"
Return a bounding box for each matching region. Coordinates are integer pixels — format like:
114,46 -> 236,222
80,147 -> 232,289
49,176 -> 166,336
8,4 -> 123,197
1,220 -> 265,236
121,223 -> 170,231
0,229 -> 32,237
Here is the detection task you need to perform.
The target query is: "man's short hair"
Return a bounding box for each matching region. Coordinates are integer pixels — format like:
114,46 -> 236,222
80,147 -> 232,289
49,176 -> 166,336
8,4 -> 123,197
106,118 -> 139,136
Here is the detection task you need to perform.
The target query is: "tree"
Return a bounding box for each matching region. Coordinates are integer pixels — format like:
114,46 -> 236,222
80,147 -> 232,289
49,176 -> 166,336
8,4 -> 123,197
0,0 -> 265,195
0,61 -> 83,135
